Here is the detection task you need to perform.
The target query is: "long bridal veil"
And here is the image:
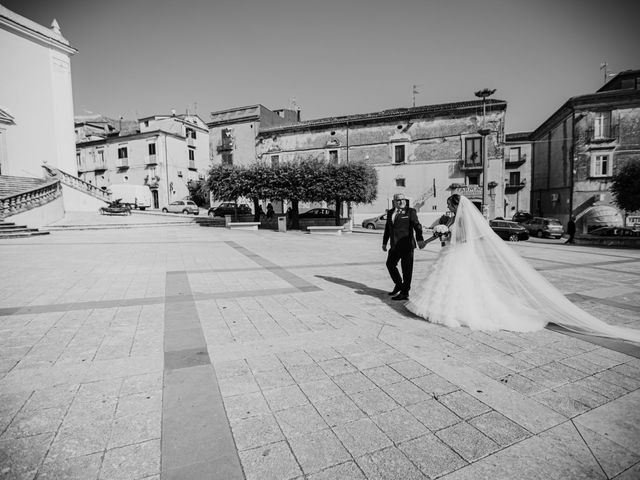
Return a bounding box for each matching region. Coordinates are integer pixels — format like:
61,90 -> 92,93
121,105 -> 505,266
453,195 -> 640,343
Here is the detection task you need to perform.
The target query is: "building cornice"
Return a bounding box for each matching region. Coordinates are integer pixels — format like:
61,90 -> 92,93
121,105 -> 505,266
531,89 -> 640,140
0,6 -> 77,56
257,99 -> 507,136
76,129 -> 183,148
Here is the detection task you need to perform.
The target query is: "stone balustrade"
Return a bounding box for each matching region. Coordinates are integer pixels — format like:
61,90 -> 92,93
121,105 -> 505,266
42,165 -> 111,202
0,180 -> 62,219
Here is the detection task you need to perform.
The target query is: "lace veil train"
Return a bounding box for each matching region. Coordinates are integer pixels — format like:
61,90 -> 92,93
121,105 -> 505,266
453,195 -> 640,344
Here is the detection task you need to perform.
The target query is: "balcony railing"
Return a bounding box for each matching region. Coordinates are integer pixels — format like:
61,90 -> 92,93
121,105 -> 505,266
217,141 -> 234,153
505,154 -> 527,168
94,162 -> 107,171
505,182 -> 526,192
188,160 -> 196,171
187,137 -> 195,147
117,158 -> 129,169
459,160 -> 483,171
146,155 -> 157,165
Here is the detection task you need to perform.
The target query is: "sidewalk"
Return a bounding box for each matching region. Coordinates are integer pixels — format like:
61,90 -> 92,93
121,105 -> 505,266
1,222 -> 639,479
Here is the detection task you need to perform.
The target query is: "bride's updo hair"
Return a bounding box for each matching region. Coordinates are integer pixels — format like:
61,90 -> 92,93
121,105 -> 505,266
447,194 -> 461,209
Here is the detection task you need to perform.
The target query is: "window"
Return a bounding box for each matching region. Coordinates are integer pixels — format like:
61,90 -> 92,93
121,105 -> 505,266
465,137 -> 482,166
329,150 -> 339,164
591,153 -> 612,177
118,147 -> 128,159
394,145 -> 405,164
76,152 -> 81,167
222,152 -> 233,166
188,148 -> 195,161
509,171 -> 521,185
148,143 -> 156,155
271,155 -> 279,167
467,175 -> 479,185
509,147 -> 521,163
395,178 -> 406,187
97,150 -> 104,164
594,112 -> 611,139
144,120 -> 149,127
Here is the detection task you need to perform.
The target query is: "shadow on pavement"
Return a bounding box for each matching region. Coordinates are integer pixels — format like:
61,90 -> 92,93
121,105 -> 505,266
315,275 -> 415,318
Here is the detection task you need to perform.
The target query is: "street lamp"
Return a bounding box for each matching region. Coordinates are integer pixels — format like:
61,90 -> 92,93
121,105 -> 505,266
474,88 -> 496,217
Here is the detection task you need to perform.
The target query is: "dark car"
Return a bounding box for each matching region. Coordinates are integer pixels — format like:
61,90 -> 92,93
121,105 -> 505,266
489,220 -> 529,242
208,202 -> 252,217
589,226 -> 640,237
299,208 -> 336,218
512,211 -> 533,223
522,217 -> 564,239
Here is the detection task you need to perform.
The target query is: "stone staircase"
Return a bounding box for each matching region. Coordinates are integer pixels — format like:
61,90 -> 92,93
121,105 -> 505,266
0,220 -> 50,239
0,175 -> 50,197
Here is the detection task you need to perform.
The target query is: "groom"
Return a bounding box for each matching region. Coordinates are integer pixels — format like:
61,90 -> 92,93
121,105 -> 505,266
382,193 -> 426,300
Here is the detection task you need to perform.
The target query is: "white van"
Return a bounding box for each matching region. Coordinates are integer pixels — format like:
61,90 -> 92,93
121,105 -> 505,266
108,184 -> 152,210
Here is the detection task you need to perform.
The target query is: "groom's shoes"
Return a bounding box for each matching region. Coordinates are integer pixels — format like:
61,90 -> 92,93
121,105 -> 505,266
391,293 -> 409,301
388,285 -> 402,296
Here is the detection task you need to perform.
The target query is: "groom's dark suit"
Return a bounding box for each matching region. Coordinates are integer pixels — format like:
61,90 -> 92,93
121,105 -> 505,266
383,206 -> 424,297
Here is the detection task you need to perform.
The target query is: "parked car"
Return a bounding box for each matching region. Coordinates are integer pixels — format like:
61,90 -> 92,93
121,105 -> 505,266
589,226 -> 640,237
208,202 -> 252,217
522,217 -> 564,239
299,208 -> 336,218
362,213 -> 387,230
162,200 -> 200,215
489,220 -> 529,242
512,211 -> 533,223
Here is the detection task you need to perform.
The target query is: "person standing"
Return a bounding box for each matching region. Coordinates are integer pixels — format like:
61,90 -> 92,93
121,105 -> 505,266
566,217 -> 576,244
382,193 -> 426,300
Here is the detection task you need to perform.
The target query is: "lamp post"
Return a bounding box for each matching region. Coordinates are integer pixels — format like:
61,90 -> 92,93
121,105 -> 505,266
474,88 -> 496,217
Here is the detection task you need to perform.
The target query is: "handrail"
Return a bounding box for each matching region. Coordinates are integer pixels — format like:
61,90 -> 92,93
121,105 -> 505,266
42,164 -> 111,202
0,178 -> 62,219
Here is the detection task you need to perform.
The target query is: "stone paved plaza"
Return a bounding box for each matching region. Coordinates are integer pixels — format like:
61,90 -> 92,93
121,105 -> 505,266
1,219 -> 639,479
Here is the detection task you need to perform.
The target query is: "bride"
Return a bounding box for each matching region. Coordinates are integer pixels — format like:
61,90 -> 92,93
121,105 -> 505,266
406,194 -> 640,343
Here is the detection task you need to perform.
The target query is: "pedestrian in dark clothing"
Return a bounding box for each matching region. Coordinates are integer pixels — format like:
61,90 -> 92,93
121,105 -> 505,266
266,203 -> 274,220
566,217 -> 576,244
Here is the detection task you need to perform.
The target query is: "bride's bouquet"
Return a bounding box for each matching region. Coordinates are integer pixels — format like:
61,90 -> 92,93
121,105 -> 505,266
433,224 -> 450,247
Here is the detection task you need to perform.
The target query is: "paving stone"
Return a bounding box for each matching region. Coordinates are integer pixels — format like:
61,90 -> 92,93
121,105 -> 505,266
120,372 -> 163,396
37,452 -> 102,480
349,388 -> 398,416
108,411 -> 161,448
230,414 -> 284,451
468,411 -> 531,446
224,392 -> 270,421
47,421 -> 112,460
253,367 -> 296,390
333,418 -> 392,457
100,439 -> 161,480
572,376 -> 628,400
115,390 -> 162,418
531,390 -> 589,418
304,347 -> 341,363
75,378 -> 123,403
246,355 -> 283,373
0,432 -> 53,480
299,378 -> 344,403
288,428 -> 351,475
215,359 -> 251,379
356,446 -> 427,480
383,380 -> 432,406
314,394 -> 366,427
275,404 -> 328,438
23,384 -> 77,411
1,406 -> 66,439
406,398 -> 461,432
574,422 -> 640,479
318,358 -> 357,377
362,365 -> 405,387
238,441 -> 302,480
388,359 -> 432,379
278,350 -> 315,368
436,421 -> 500,462
332,371 -> 377,395
263,385 -> 309,412
307,461 -> 365,480
399,433 -> 468,478
372,408 -> 430,443
552,382 -> 609,409
559,355 -> 607,375
437,390 -> 492,420
345,351 -> 388,370
288,364 -> 329,383
498,373 -> 547,396
594,369 -> 640,391
217,372 -> 260,397
411,373 -> 457,396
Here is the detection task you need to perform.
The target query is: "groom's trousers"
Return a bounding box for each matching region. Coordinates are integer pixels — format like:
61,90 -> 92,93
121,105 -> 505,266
386,248 -> 414,294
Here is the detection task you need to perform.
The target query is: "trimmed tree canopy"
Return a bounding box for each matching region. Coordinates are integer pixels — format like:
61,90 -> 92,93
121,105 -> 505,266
610,161 -> 640,213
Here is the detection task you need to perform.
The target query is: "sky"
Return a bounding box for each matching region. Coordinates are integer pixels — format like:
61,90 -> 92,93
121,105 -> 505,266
4,0 -> 639,133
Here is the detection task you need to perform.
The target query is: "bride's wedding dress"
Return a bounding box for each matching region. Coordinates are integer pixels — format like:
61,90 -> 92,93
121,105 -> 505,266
407,196 -> 640,343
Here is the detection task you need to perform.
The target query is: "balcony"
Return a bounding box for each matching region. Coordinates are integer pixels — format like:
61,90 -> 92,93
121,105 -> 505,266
459,160 -> 483,171
146,155 -> 157,165
505,182 -> 526,192
217,141 -> 234,153
117,159 -> 129,170
188,160 -> 197,171
586,125 -> 619,144
187,137 -> 195,147
93,163 -> 107,172
505,154 -> 526,168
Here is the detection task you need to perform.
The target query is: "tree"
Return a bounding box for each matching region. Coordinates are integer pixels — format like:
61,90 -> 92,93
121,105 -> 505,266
241,162 -> 276,222
187,179 -> 210,208
207,164 -> 246,219
610,161 -> 640,222
324,162 -> 378,225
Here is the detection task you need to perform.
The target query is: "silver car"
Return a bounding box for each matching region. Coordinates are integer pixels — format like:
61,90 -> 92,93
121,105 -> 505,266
362,213 -> 387,230
162,200 -> 200,215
